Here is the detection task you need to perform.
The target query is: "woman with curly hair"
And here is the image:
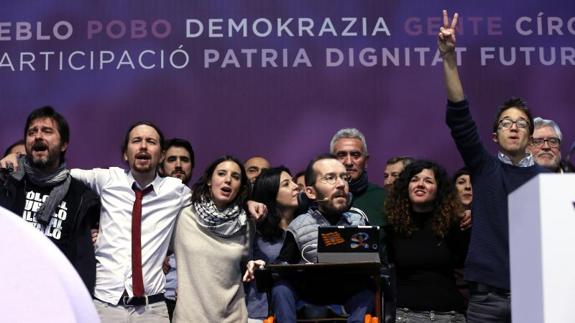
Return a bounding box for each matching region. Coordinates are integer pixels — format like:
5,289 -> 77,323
385,159 -> 469,323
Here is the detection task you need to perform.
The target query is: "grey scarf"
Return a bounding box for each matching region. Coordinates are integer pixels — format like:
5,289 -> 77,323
193,197 -> 247,237
12,156 -> 71,225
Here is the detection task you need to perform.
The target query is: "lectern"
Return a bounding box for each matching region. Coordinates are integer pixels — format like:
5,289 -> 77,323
509,174 -> 575,323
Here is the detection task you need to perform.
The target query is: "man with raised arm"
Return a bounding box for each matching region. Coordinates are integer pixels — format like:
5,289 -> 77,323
439,10 -> 546,322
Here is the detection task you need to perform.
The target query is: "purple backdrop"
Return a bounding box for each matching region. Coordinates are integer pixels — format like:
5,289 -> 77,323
1,1 -> 574,184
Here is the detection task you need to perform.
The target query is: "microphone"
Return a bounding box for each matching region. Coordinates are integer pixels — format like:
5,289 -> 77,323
314,192 -> 352,203
297,191 -> 331,205
314,192 -> 353,210
0,164 -> 14,176
315,196 -> 331,203
297,192 -> 353,210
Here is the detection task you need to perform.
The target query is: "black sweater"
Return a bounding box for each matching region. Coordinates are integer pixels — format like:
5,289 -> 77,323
446,99 -> 546,290
387,211 -> 469,312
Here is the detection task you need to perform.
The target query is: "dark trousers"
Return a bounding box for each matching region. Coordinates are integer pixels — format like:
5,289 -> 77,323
466,283 -> 511,323
271,278 -> 374,323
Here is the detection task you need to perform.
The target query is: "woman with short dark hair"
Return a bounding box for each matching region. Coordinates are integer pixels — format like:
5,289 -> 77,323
244,166 -> 300,322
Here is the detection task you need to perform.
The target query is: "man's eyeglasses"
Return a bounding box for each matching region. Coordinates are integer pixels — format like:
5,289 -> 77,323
498,118 -> 530,130
319,173 -> 351,185
531,137 -> 561,148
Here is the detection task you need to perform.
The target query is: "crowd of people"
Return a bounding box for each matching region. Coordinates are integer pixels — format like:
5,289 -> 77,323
0,10 -> 573,323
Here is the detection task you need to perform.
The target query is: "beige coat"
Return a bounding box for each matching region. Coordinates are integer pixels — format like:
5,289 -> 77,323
173,205 -> 251,323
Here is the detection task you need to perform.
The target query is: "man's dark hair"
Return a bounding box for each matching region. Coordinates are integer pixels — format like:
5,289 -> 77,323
24,106 -> 70,159
3,139 -> 25,158
492,97 -> 534,135
304,153 -> 338,187
164,138 -> 195,168
121,121 -> 165,155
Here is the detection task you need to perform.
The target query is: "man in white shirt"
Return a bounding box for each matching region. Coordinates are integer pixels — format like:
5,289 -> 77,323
72,121 -> 189,322
70,122 -> 267,323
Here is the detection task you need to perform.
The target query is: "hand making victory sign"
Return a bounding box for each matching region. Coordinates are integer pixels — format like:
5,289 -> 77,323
438,10 -> 464,103
438,10 -> 459,56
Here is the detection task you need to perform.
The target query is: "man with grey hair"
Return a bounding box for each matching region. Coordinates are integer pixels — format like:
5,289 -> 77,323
527,117 -> 574,173
329,128 -> 386,226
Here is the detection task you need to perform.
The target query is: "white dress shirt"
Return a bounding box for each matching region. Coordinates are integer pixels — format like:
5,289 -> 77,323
71,167 -> 191,304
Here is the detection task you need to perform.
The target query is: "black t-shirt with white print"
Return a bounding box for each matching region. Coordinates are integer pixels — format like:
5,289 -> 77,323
12,180 -> 80,257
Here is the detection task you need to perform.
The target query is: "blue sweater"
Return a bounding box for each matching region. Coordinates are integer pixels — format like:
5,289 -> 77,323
446,99 -> 545,290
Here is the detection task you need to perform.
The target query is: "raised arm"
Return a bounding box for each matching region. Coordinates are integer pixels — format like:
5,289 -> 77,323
439,10 -> 465,103
441,10 -> 490,170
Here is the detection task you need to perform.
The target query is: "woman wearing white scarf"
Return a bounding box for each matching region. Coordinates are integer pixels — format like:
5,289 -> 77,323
173,155 -> 252,323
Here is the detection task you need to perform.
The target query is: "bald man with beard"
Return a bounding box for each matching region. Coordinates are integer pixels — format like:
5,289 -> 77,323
245,156 -> 270,183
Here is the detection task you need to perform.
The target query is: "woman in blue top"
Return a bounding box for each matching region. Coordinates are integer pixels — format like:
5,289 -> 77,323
244,166 -> 300,322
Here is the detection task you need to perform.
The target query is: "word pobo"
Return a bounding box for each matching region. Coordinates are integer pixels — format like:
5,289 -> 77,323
87,19 -> 172,39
